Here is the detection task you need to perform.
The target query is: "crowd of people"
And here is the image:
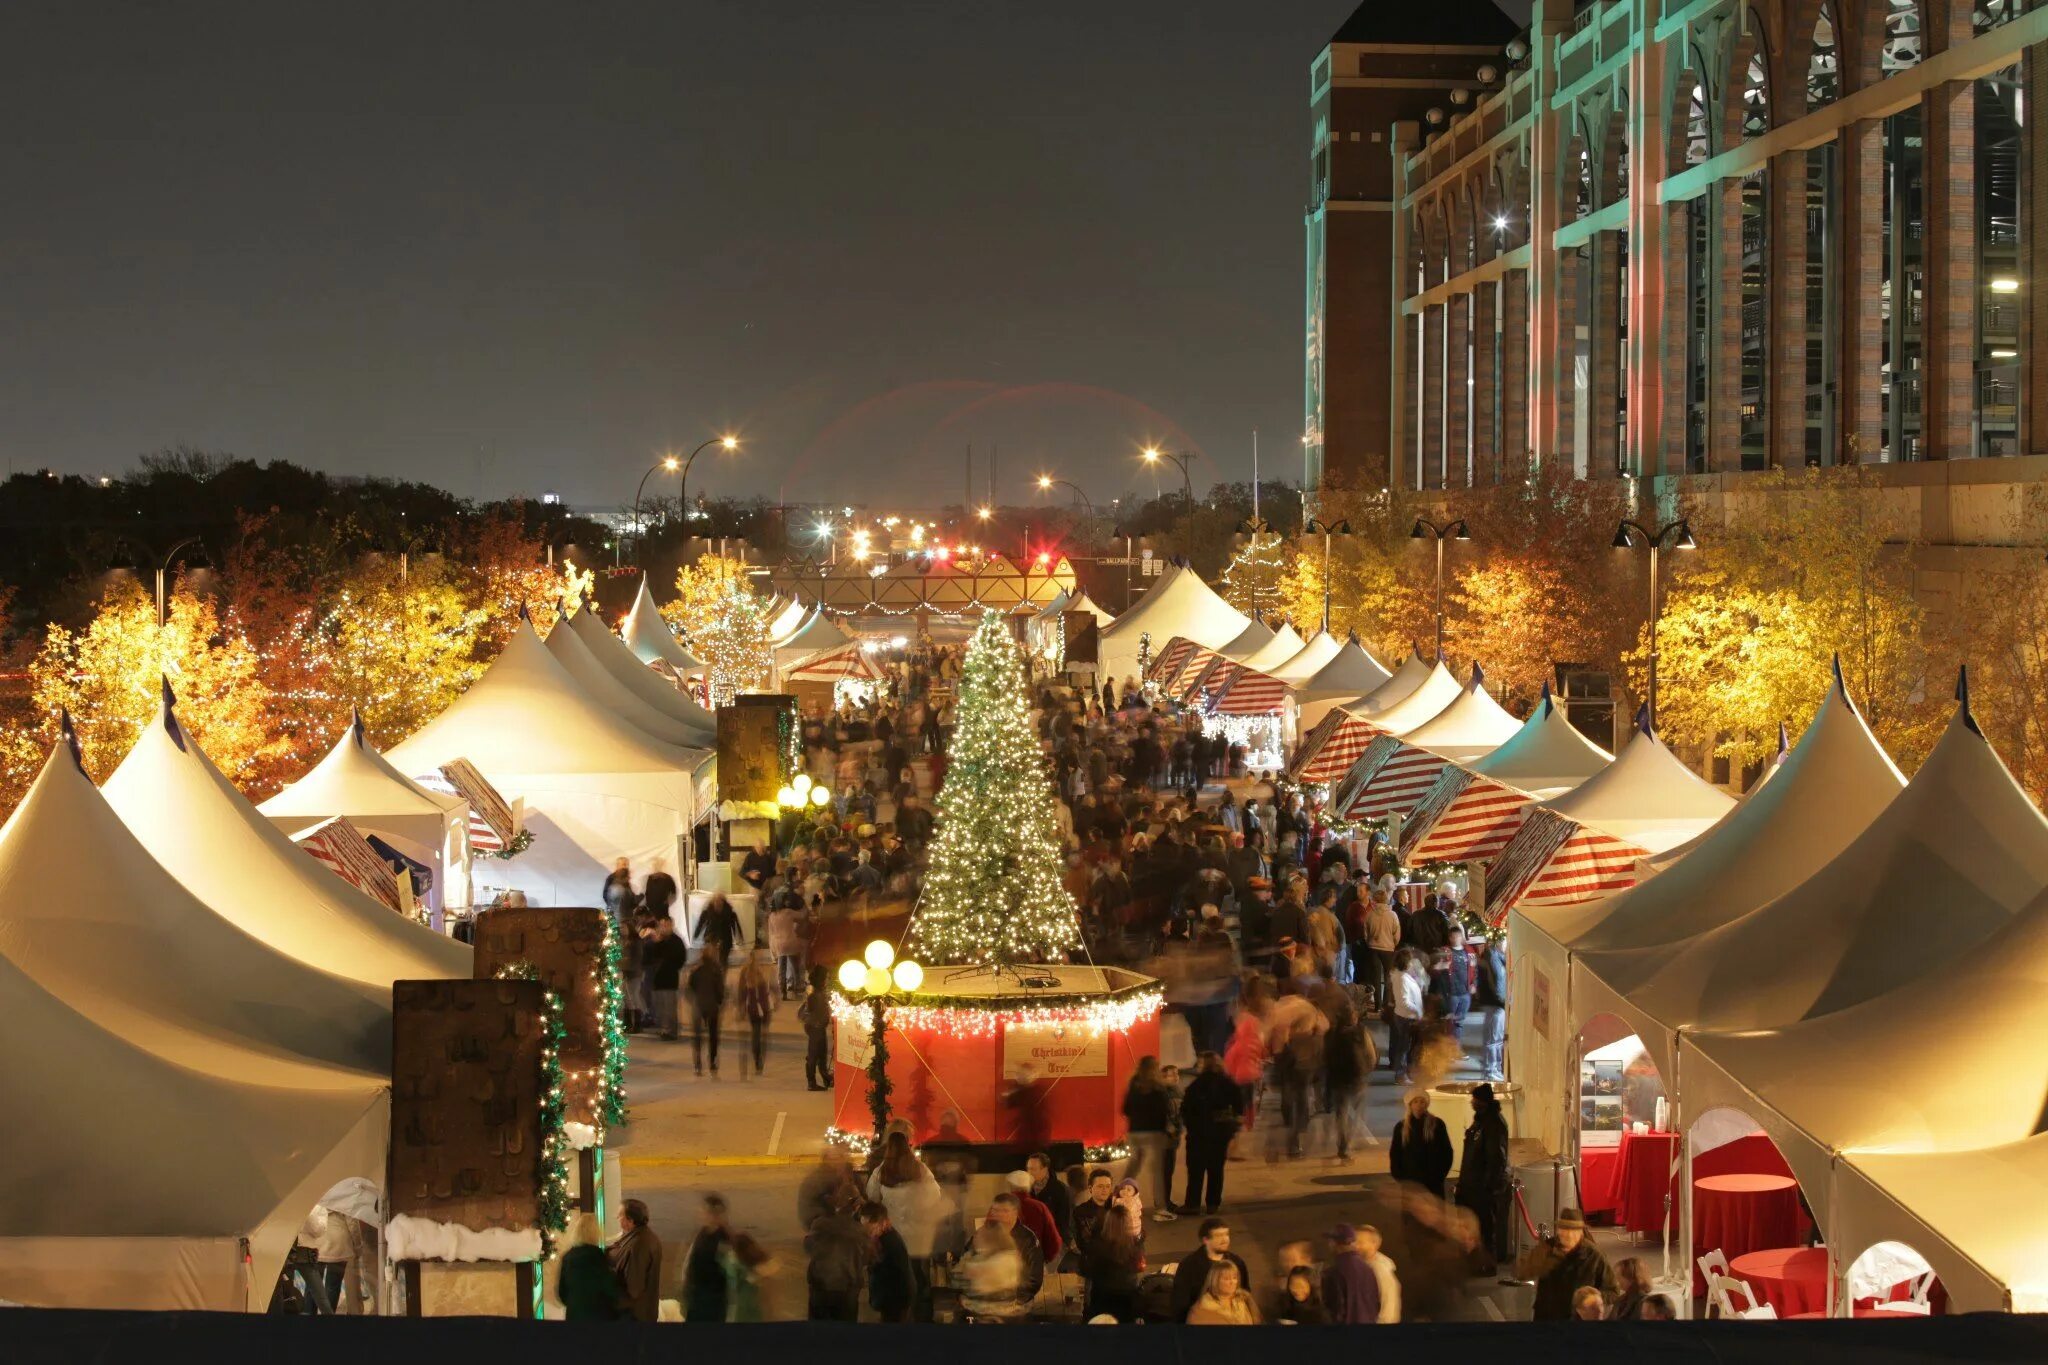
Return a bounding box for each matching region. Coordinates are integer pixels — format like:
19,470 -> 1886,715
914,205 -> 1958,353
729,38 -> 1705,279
573,636 -> 1665,1324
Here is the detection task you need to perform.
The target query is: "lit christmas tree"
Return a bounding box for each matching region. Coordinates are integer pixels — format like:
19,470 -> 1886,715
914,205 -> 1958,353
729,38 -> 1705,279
1220,532 -> 1292,617
908,611 -> 1081,969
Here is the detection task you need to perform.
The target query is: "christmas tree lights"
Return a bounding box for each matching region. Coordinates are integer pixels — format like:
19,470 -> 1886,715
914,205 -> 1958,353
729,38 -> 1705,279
906,611 -> 1081,968
1219,531 -> 1292,617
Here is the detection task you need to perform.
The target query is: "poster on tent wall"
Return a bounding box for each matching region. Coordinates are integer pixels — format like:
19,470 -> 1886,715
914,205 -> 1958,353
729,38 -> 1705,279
294,815 -> 404,913
719,694 -> 796,805
440,759 -> 518,852
389,978 -> 545,1240
1063,613 -> 1099,668
470,905 -> 610,1143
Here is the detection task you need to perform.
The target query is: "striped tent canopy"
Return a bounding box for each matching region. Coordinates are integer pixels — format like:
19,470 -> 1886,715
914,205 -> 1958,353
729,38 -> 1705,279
1147,635 -> 1196,684
1212,665 -> 1290,716
1400,767 -> 1536,864
1336,739 -> 1452,822
1177,654 -> 1231,704
1327,734 -> 1402,814
1286,708 -> 1375,786
1483,806 -> 1647,921
784,642 -> 886,684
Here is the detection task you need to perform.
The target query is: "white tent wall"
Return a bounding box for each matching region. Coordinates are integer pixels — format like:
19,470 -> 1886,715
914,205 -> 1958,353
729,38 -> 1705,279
547,616 -> 711,749
566,606 -> 717,738
1097,565 -> 1253,683
465,780 -> 686,907
1830,1140 -> 2048,1314
1504,913 -> 1578,1156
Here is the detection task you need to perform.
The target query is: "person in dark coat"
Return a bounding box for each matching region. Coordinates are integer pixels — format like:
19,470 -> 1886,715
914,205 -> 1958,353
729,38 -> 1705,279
687,943 -> 728,1075
860,1202 -> 916,1323
681,1195 -> 733,1322
1178,1051 -> 1243,1214
1026,1151 -> 1075,1251
804,1195 -> 870,1321
1319,1224 -> 1382,1325
1079,1202 -> 1144,1322
1456,1082 -> 1514,1269
1169,1218 -> 1251,1322
558,1213 -> 619,1320
1530,1209 -> 1617,1321
696,893 -> 742,961
607,1199 -> 663,1323
1388,1091 -> 1454,1198
642,862 -> 678,922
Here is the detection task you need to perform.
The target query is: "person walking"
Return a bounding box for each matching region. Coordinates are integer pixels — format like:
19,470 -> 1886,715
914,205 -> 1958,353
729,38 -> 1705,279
1389,949 -> 1426,1083
865,1132 -> 943,1319
736,956 -> 774,1076
803,1191 -> 869,1322
798,965 -> 833,1090
1388,1090 -> 1454,1199
1178,1051 -> 1243,1214
1079,1201 -> 1143,1321
696,892 -> 742,963
1364,892 -> 1401,1008
681,1195 -> 735,1323
1529,1209 -> 1618,1321
608,1199 -> 664,1323
766,888 -> 807,999
558,1212 -> 618,1320
688,942 -> 728,1076
1121,1056 -> 1174,1218
1319,1224 -> 1382,1325
642,917 -> 687,1041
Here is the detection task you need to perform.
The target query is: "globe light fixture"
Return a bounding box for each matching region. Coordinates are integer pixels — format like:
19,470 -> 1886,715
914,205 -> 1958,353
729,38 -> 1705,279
864,939 -> 896,971
837,958 -> 869,992
890,959 -> 924,992
809,784 -> 831,807
793,773 -> 814,795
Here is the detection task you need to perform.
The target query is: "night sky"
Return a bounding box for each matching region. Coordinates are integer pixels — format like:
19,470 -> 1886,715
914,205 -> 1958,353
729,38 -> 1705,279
0,2 -> 1520,513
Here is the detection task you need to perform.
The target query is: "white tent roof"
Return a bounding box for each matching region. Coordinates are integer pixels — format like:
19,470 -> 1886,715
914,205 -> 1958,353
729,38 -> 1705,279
545,612 -> 714,749
1099,564 -> 1253,667
775,608 -> 856,662
0,735 -> 388,1084
622,575 -> 702,671
1218,615 -> 1275,663
109,693 -> 470,988
1295,635 -> 1393,703
1538,712 -> 1735,854
1064,591 -> 1115,626
567,604 -> 717,738
1352,648 -> 1431,713
1540,671 -> 1904,953
0,942 -> 386,1309
1834,1135 -> 2048,1312
1270,630 -> 1343,687
390,616 -> 706,780
1469,685 -> 1612,798
768,597 -> 811,642
261,712 -> 464,823
1239,621 -> 1306,673
1583,695 -> 2048,1032
1032,588 -> 1070,622
1395,664 -> 1521,755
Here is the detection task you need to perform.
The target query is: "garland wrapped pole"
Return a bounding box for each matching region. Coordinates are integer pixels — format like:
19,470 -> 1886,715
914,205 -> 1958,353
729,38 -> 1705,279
907,611 -> 1081,969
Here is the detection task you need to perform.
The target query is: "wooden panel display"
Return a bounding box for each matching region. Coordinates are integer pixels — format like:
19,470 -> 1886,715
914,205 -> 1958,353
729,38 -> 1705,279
469,905 -> 607,1137
389,978 -> 545,1234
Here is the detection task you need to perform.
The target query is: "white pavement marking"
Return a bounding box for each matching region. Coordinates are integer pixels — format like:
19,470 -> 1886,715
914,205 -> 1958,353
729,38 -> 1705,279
1478,1292 -> 1505,1321
767,1110 -> 787,1157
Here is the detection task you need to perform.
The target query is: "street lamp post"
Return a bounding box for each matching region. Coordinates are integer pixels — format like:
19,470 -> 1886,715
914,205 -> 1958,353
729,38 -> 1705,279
634,436 -> 738,564
1409,518 -> 1470,658
835,939 -> 925,1147
1612,518 -> 1697,727
1304,517 -> 1352,634
154,537 -> 205,629
1140,447 -> 1196,560
1034,474 -> 1098,548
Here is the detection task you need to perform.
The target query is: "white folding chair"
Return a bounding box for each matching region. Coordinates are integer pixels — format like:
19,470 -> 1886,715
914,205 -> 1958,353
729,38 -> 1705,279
1696,1250 -> 1731,1316
1871,1269 -> 1937,1314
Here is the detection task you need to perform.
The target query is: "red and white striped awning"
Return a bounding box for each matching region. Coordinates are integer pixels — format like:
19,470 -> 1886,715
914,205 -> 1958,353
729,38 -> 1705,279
1176,654 -> 1228,703
785,642 -> 886,684
1401,767 -> 1537,864
1339,742 -> 1451,822
1212,665 -> 1290,716
1149,636 -> 1197,685
293,815 -> 403,913
1287,709 -> 1376,786
1483,807 -> 1647,923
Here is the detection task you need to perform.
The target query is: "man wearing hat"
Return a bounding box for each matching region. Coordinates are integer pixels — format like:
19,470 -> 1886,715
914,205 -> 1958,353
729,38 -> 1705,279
1319,1223 -> 1381,1325
1530,1208 -> 1617,1321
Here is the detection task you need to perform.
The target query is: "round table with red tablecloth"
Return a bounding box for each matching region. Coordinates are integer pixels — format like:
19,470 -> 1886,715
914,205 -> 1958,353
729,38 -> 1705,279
1692,1172 -> 1809,1295
1612,1130 -> 1679,1234
1730,1247 -> 1830,1318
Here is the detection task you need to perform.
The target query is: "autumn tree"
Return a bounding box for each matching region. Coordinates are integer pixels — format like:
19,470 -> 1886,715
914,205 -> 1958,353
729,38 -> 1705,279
30,579 -> 287,786
1955,550 -> 2048,808
662,554 -> 770,705
1281,484 -> 1433,659
306,558 -> 491,749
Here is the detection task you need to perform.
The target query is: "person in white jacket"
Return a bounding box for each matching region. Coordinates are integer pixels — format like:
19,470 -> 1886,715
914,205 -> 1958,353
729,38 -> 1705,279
865,1131 -> 947,1319
1360,1224 -> 1401,1323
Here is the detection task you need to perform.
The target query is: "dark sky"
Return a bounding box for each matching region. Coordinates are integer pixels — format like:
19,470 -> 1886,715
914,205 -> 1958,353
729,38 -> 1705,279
5,2 -> 1432,513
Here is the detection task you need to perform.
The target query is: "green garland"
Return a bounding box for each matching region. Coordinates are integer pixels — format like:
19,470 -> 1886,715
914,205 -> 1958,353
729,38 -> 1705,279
495,962 -> 572,1254
488,828 -> 536,861
830,977 -> 1164,1015
865,996 -> 893,1148
598,915 -> 629,1131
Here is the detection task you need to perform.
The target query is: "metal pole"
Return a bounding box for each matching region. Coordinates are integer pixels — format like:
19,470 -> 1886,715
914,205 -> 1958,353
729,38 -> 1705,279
1648,542 -> 1661,727
1321,531 -> 1334,634
1434,535 -> 1447,658
155,568 -> 167,629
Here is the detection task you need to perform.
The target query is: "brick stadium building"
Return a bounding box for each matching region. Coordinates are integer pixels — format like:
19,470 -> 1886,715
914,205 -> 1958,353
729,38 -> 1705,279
1307,0 -> 2046,549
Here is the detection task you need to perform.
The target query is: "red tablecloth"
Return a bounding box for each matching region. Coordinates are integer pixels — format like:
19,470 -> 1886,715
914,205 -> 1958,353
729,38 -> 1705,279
1579,1145 -> 1621,1215
1613,1131 -> 1679,1234
1730,1247 -> 1829,1318
1693,1173 -> 1807,1294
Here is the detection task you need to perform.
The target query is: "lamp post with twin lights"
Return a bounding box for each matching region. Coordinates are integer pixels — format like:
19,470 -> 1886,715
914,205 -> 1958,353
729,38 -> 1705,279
1612,518 -> 1697,727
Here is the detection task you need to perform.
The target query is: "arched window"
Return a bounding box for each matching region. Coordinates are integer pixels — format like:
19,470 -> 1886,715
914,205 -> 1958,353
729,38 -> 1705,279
1686,81 -> 1711,166
1809,2 -> 1838,108
1883,0 -> 1920,73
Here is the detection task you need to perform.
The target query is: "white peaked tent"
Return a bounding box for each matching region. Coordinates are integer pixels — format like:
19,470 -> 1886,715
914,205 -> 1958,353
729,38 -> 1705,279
1354,648 -> 1431,711
1629,723 -> 1791,878
258,711 -> 477,915
1270,630 -> 1343,687
108,692 -> 470,986
775,608 -> 857,670
1471,685 -> 1613,798
548,612 -> 714,749
1585,690 -> 2048,1036
1833,1135 -> 2048,1312
1028,588 -> 1071,655
0,736 -> 388,1081
768,596 -> 811,643
1680,877 -> 2048,1240
1217,615 -> 1275,663
1334,665 -> 1517,822
622,574 -> 702,672
1295,636 -> 1395,728
1509,673 -> 1900,1152
1398,665 -> 1522,758
0,948 -> 387,1310
1239,620 -> 1306,674
567,604 -> 718,737
1098,563 -> 1254,683
1065,591 -> 1115,628
389,616 -> 707,905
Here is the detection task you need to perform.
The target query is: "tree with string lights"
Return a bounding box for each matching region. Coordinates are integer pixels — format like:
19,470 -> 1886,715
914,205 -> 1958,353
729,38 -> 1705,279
907,611 -> 1081,970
